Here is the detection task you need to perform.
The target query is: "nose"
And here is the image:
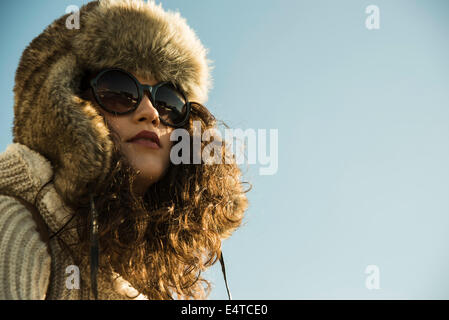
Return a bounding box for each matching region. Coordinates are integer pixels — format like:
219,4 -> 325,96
132,94 -> 160,127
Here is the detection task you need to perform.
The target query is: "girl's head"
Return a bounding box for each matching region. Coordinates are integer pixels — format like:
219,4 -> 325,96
12,0 -> 250,299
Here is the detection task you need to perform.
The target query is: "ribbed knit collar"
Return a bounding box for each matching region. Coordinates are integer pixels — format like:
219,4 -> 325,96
0,143 -> 77,244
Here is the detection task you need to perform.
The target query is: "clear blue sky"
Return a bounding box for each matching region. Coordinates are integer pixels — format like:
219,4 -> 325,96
1,0 -> 449,299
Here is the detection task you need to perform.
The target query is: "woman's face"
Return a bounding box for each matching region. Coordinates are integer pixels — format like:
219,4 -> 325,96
96,73 -> 174,195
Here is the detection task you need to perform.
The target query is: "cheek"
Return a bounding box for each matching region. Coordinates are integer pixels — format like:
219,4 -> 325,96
106,119 -> 122,135
163,136 -> 174,161
102,115 -> 127,140
160,131 -> 174,164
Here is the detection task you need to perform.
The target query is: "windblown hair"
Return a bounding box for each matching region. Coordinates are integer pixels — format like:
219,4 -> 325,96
57,95 -> 250,299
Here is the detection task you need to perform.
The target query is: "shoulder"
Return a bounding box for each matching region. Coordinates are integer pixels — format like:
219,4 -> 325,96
0,195 -> 51,300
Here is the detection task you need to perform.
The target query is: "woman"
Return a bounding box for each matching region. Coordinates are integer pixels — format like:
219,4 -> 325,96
0,0 -> 249,300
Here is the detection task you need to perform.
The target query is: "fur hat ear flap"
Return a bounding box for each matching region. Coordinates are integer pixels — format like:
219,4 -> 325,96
49,56 -> 114,204
14,54 -> 113,204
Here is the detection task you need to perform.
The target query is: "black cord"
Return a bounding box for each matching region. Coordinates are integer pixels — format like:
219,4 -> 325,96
89,193 -> 99,300
49,214 -> 76,240
219,251 -> 232,300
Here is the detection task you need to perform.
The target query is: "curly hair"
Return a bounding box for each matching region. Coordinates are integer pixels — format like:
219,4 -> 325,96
54,94 -> 250,299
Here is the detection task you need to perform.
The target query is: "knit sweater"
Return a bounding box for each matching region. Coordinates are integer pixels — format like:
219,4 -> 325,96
0,143 -> 146,300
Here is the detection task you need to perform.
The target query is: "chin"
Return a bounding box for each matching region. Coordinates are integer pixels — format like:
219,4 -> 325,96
128,154 -> 170,188
137,164 -> 166,182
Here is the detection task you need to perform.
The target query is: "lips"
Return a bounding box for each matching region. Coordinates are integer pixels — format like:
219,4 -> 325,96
127,130 -> 161,148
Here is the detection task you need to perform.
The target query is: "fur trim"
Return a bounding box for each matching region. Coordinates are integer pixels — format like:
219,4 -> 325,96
12,0 -> 213,204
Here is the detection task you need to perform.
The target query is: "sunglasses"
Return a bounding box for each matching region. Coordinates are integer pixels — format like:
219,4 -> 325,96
88,68 -> 191,128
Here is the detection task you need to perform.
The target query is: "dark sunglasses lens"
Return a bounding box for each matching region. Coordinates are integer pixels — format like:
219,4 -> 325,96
96,70 -> 139,113
154,84 -> 188,125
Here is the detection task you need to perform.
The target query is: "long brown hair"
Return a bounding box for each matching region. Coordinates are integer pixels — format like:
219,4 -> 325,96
60,96 -> 250,299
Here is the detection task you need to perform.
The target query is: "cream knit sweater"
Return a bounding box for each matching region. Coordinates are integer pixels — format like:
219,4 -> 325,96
0,143 -> 146,300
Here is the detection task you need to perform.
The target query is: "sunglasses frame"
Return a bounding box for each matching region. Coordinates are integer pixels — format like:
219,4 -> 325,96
89,68 -> 191,128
